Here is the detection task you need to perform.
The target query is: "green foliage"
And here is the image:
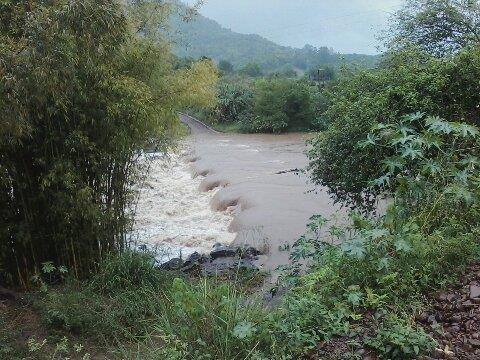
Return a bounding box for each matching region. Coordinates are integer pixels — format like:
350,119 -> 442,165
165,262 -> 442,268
0,0 -> 217,286
306,65 -> 336,82
218,59 -> 234,74
308,46 -> 480,209
365,317 -> 435,359
270,110 -> 480,357
390,0 -> 480,56
268,208 -> 478,356
244,78 -> 318,133
361,113 -> 480,229
239,63 -> 264,78
191,76 -> 323,134
214,79 -> 255,124
90,251 -> 167,294
39,252 -> 268,359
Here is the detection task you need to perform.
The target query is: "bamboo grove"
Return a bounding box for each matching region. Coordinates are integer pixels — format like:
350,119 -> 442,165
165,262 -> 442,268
0,0 -> 218,286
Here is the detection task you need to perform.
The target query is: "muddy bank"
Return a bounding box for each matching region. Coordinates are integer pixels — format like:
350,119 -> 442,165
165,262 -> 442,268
181,114 -> 345,272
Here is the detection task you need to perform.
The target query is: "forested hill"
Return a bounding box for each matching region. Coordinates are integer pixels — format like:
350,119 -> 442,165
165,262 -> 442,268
169,2 -> 378,72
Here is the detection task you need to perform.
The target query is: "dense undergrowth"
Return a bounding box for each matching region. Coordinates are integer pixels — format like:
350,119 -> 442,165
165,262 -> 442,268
188,75 -> 325,134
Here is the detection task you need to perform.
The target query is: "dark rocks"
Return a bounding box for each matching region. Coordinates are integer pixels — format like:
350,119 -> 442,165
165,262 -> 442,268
418,263 -> 480,360
160,257 -> 183,271
181,252 -> 210,273
159,245 -> 263,275
210,246 -> 238,260
469,339 -> 480,348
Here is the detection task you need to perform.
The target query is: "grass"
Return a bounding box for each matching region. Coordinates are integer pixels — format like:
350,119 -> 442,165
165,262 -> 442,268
33,252 -> 269,359
210,122 -> 246,133
3,210 -> 479,359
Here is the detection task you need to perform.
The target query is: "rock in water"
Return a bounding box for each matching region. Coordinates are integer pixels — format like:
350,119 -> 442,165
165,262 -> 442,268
210,246 -> 238,260
160,258 -> 183,271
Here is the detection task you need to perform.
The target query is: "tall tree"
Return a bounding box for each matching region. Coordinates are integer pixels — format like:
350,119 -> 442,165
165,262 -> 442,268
390,0 -> 480,56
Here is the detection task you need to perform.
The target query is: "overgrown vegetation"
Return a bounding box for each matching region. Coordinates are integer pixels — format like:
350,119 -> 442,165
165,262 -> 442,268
28,252 -> 266,359
0,0 -> 217,286
190,75 -> 324,133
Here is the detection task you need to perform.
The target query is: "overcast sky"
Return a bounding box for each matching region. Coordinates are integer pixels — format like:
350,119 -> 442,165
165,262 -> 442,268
183,0 -> 404,54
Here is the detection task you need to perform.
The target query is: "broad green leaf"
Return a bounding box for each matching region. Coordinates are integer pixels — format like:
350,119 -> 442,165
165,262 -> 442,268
394,238 -> 412,253
233,321 -> 256,340
452,122 -> 479,138
426,117 -> 453,134
401,145 -> 423,160
382,156 -> 405,173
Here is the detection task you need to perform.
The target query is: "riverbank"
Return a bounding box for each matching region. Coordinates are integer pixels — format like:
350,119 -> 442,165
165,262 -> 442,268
3,252 -> 480,359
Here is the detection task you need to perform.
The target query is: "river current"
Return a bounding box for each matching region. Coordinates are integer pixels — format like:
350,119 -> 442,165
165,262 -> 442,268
130,114 -> 344,270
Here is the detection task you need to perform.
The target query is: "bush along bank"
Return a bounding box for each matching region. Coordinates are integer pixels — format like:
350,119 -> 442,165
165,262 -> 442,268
188,76 -> 326,134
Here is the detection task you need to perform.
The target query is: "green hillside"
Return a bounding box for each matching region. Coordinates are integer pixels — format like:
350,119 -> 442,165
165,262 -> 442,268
169,3 -> 378,72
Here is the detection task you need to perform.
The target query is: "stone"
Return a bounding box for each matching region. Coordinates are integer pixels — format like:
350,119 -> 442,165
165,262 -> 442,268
451,325 -> 461,333
181,252 -> 210,273
469,284 -> 480,299
446,293 -> 458,302
451,315 -> 462,323
438,292 -> 448,301
238,246 -> 262,259
183,252 -> 208,266
210,246 -> 238,260
160,257 -> 183,271
468,339 -> 480,348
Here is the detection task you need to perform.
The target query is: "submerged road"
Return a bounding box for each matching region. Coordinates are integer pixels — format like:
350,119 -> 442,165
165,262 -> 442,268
180,114 -> 345,272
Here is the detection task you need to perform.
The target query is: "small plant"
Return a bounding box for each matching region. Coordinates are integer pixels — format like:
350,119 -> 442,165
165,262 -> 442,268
365,317 -> 436,359
90,251 -> 166,294
31,262 -> 69,292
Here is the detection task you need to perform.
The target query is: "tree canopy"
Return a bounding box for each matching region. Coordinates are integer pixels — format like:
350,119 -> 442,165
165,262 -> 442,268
390,0 -> 480,56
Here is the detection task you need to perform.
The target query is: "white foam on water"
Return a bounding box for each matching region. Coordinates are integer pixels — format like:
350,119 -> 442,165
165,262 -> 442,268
129,145 -> 235,261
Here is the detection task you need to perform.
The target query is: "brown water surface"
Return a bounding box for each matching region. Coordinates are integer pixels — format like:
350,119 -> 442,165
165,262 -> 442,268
182,114 -> 345,271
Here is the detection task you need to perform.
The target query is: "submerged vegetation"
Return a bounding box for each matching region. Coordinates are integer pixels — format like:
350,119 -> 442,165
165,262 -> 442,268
1,0 -> 480,359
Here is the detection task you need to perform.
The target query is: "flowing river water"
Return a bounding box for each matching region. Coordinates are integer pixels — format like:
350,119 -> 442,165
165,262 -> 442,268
130,114 -> 345,271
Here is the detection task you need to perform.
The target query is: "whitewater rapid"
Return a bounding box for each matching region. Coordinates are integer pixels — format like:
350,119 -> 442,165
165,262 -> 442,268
129,145 -> 235,261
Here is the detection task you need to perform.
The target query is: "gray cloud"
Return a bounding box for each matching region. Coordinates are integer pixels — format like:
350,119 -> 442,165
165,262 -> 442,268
183,0 -> 404,54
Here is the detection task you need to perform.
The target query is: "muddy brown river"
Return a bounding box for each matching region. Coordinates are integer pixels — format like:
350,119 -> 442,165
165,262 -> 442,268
131,114 -> 345,272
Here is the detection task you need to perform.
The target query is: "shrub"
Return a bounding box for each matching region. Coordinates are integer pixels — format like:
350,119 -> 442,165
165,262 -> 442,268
308,47 -> 480,209
90,251 -> 166,294
365,316 -> 436,359
245,78 -> 317,133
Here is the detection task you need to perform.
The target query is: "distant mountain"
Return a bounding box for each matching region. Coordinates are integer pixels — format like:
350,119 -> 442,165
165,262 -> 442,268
169,2 -> 378,72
